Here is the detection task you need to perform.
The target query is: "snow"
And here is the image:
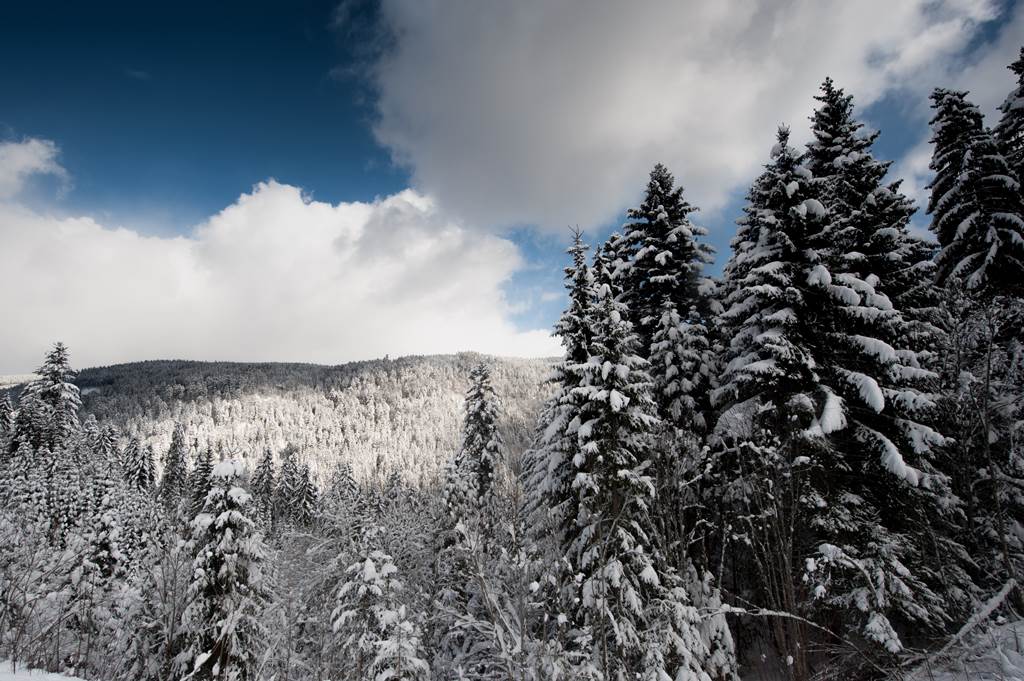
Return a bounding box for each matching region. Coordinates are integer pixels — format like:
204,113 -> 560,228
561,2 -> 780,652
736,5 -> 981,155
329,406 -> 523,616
0,665 -> 86,681
908,613 -> 1024,681
802,198 -> 827,217
806,264 -> 831,287
843,370 -> 884,412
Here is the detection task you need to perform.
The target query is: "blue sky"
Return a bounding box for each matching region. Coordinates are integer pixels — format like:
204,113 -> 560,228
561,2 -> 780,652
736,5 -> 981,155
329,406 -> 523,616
0,1 -> 1021,370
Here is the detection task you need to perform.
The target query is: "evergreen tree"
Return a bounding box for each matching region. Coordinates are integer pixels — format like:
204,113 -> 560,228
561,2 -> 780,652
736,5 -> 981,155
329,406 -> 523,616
620,163 -> 715,353
250,447 -> 275,502
565,279 -> 727,679
522,231 -> 597,547
122,439 -> 156,492
715,127 -> 954,661
177,460 -> 269,681
0,393 -> 14,435
458,363 -> 502,509
275,445 -> 302,525
996,47 -> 1024,182
189,448 -> 215,520
21,343 -> 81,449
160,424 -> 190,513
295,463 -> 319,526
934,124 -> 1024,296
332,528 -> 429,681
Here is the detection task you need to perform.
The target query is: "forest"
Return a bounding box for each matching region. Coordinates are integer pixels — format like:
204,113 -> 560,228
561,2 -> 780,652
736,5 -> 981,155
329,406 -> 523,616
1,51 -> 1023,681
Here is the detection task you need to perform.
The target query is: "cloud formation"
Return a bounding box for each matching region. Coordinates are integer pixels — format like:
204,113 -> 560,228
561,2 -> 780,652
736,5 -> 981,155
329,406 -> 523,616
0,149 -> 559,373
371,0 -> 1008,231
0,139 -> 67,200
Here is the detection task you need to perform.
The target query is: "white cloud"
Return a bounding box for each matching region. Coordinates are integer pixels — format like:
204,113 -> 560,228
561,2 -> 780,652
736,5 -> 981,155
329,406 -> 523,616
891,1 -> 1024,236
0,151 -> 560,373
370,0 -> 1007,231
0,139 -> 67,200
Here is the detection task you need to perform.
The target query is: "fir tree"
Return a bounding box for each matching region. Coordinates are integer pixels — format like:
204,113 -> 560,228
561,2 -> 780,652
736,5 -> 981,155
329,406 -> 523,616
996,47 -> 1024,182
21,343 -> 81,449
715,127 -> 953,660
122,439 -> 156,492
160,424 -> 190,513
0,393 -> 14,435
458,363 -> 502,509
332,528 -> 429,681
250,447 -> 275,502
934,125 -> 1024,296
189,448 -> 215,520
295,463 -> 319,526
565,279 -> 727,679
275,445 -> 302,525
620,163 -> 715,354
177,460 -> 269,681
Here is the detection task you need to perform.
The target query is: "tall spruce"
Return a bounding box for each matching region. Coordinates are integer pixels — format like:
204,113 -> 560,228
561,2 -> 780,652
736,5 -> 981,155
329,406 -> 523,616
160,424 -> 190,513
715,126 -> 953,660
996,47 -> 1024,182
21,343 -> 81,449
122,439 -> 156,492
566,278 -> 728,679
177,460 -> 269,681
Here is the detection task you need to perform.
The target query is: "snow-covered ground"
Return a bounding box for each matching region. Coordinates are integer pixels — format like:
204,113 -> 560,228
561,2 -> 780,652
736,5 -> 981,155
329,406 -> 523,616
908,620 -> 1024,681
0,665 -> 85,681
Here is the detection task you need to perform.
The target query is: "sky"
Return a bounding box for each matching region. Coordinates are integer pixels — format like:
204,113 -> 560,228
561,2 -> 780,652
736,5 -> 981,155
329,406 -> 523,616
0,0 -> 1022,373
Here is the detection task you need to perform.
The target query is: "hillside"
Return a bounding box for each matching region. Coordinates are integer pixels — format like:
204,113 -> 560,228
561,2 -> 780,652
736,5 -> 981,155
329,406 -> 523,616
72,352 -> 555,486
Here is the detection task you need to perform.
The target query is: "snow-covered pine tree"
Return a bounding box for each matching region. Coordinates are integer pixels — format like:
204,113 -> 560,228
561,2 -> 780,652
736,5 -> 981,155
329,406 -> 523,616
0,393 -> 14,435
996,47 -> 1024,183
928,89 -> 984,247
177,459 -> 269,681
458,363 -> 502,509
523,229 -> 595,534
714,126 -> 953,662
805,78 -> 941,334
160,424 -> 190,513
564,275 -> 729,679
275,445 -> 302,525
189,448 -> 215,520
332,528 -> 429,681
619,164 -> 715,355
250,447 -> 275,502
295,463 -> 319,526
935,124 -> 1024,296
21,343 -> 81,450
123,439 -> 156,492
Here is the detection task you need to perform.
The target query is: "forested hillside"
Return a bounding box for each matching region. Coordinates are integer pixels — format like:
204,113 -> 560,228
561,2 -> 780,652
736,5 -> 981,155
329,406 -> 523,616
68,354 -> 553,486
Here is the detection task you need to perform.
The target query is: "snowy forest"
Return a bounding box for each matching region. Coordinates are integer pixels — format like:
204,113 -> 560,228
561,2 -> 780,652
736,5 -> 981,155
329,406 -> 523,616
2,52 -> 1024,681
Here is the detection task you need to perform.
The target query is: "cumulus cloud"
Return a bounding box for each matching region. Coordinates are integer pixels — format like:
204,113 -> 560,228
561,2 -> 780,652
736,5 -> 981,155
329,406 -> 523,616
0,139 -> 67,200
370,0 -> 1007,231
0,148 -> 560,373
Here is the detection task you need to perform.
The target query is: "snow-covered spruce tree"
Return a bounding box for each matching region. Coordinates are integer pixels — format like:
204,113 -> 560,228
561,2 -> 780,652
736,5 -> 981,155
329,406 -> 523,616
177,459 -> 269,681
160,424 -> 190,514
123,439 -> 156,492
925,88 -> 1024,295
0,393 -> 14,435
250,448 -> 275,503
996,47 -> 1024,182
619,164 -> 716,362
451,362 -> 502,514
946,127 -> 1024,296
565,279 -> 728,680
274,444 -> 302,525
434,362 -> 506,678
522,229 -> 594,535
714,127 -> 953,664
332,527 -> 429,681
189,447 -> 215,520
805,78 -> 942,340
295,463 -> 319,526
20,343 -> 81,450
